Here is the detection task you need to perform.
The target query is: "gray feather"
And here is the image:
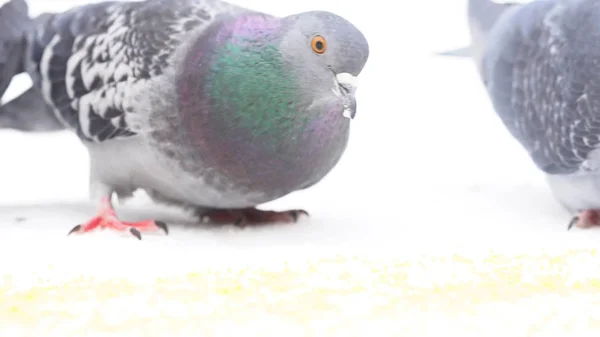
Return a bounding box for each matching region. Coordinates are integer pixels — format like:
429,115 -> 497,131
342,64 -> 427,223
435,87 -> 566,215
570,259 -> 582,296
0,0 -> 31,101
436,46 -> 471,57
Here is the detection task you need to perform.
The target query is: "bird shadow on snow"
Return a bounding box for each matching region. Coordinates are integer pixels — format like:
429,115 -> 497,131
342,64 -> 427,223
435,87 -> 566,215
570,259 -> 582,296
0,199 -> 260,232
0,200 -> 206,234
1,187 -> 599,251
0,196 -> 365,247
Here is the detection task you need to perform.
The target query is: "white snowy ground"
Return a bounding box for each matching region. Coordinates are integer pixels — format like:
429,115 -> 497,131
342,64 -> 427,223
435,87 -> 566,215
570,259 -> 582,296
3,0 -> 600,336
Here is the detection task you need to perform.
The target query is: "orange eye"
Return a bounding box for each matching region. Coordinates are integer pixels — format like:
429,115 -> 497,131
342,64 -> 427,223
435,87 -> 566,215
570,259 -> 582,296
311,35 -> 326,54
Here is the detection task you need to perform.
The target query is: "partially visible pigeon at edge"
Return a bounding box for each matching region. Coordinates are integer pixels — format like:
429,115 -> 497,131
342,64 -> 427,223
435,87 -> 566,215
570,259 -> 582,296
442,0 -> 600,230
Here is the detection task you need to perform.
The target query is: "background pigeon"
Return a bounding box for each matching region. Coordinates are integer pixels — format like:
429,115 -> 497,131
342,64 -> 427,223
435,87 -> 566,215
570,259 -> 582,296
441,0 -> 600,230
0,0 -> 63,132
0,0 -> 369,239
0,0 -> 28,99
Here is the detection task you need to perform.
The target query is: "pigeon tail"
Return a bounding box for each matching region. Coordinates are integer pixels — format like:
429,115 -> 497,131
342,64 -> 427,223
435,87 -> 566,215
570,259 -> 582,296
435,0 -> 520,58
0,0 -> 65,132
0,0 -> 29,96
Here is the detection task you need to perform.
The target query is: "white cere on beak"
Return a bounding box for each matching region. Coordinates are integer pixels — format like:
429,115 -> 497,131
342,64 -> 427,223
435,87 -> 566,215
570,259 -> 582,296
332,73 -> 359,119
342,108 -> 353,119
335,73 -> 359,89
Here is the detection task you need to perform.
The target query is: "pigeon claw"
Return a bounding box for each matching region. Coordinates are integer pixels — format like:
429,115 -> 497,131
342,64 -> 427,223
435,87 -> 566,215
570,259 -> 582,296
289,209 -> 309,222
67,197 -> 169,239
67,217 -> 166,239
67,224 -> 82,236
200,207 -> 309,227
154,221 -> 169,235
567,209 -> 600,230
129,228 -> 142,240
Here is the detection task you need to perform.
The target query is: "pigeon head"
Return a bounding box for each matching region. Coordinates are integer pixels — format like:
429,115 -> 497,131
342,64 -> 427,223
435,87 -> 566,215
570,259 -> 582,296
276,10 -> 369,119
177,10 -> 369,195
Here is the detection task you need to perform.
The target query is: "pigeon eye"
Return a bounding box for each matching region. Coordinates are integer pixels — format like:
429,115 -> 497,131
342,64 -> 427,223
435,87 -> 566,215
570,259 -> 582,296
311,35 -> 326,54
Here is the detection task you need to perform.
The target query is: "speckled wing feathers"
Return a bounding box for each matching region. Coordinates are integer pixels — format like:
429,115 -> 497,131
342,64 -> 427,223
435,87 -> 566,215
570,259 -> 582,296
483,0 -> 600,175
27,0 -> 218,142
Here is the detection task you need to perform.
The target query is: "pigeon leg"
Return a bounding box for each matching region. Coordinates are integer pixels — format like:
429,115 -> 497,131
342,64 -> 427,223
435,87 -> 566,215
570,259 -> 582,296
568,210 -> 600,230
67,196 -> 168,239
200,207 -> 309,227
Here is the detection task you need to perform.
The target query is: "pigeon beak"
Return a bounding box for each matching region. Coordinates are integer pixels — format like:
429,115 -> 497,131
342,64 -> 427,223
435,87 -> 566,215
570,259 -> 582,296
335,73 -> 358,119
343,95 -> 357,119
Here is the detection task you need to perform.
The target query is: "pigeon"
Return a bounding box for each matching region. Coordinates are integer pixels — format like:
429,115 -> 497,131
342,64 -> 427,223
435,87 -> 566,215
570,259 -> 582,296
443,0 -> 600,230
0,0 -> 369,239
